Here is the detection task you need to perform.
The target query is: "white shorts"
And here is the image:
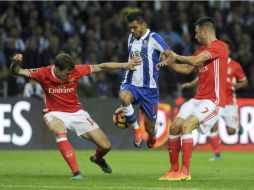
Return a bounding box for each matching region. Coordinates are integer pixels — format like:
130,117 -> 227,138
43,110 -> 99,136
177,99 -> 220,134
220,104 -> 239,129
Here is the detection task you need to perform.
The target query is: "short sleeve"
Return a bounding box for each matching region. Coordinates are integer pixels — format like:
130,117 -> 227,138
235,63 -> 247,82
203,42 -> 223,60
26,68 -> 43,82
76,65 -> 92,77
151,33 -> 171,53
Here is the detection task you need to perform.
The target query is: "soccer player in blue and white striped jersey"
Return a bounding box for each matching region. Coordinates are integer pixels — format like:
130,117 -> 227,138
119,11 -> 173,148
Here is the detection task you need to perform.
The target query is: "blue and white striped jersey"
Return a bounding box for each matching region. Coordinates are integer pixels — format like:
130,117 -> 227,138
122,29 -> 170,88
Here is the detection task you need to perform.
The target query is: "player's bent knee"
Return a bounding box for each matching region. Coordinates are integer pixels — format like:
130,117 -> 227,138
101,141 -> 111,152
119,91 -> 132,105
47,125 -> 65,135
170,123 -> 181,135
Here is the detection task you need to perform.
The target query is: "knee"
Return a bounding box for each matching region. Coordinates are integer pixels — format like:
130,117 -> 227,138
101,141 -> 112,152
48,125 -> 65,135
119,91 -> 132,105
170,122 -> 181,135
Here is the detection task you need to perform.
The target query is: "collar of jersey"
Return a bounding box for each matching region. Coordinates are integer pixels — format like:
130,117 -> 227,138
51,65 -> 64,82
135,29 -> 150,41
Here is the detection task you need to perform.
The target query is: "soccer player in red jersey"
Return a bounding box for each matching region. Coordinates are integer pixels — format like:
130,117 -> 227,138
10,53 -> 140,180
158,17 -> 229,180
180,39 -> 248,161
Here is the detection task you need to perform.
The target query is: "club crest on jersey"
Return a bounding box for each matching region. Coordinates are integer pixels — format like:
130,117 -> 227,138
29,68 -> 38,73
143,40 -> 148,47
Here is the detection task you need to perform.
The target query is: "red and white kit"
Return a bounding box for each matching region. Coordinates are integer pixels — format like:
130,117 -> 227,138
177,40 -> 228,134
220,58 -> 247,129
27,64 -> 99,135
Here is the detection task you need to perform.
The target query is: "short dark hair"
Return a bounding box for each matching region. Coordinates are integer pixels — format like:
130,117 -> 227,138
195,17 -> 216,31
126,11 -> 146,23
55,53 -> 74,71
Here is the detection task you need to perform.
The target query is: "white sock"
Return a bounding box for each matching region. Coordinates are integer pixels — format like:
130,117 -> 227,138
121,104 -> 139,129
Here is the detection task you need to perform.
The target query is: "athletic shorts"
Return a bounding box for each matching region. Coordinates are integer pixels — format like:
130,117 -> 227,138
120,83 -> 159,121
220,104 -> 239,129
177,98 -> 220,134
43,110 -> 99,136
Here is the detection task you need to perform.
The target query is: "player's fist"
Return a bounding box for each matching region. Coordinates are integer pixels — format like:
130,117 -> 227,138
12,54 -> 23,64
157,50 -> 176,68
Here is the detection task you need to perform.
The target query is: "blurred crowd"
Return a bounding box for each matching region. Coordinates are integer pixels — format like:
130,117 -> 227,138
0,1 -> 253,99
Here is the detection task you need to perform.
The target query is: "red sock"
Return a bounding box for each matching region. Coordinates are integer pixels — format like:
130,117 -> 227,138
209,135 -> 220,156
94,146 -> 109,161
55,133 -> 80,174
168,136 -> 181,172
182,135 -> 193,175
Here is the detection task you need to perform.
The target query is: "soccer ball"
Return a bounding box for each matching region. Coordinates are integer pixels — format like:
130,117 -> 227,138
113,108 -> 130,129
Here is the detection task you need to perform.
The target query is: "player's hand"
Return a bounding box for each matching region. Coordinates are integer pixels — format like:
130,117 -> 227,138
10,53 -> 24,75
159,52 -> 167,62
126,56 -> 141,70
12,54 -> 23,65
157,50 -> 176,68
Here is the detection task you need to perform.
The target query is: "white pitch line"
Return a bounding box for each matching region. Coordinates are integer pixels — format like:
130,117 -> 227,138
0,185 -> 204,190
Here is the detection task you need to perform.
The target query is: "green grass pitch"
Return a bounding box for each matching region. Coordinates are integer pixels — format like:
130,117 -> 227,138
0,150 -> 254,190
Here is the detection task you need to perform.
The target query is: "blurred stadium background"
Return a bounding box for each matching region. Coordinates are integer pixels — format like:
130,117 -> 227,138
0,1 -> 254,189
1,0 -> 253,150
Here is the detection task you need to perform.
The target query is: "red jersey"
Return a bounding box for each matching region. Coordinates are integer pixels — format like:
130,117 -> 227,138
194,40 -> 228,107
27,64 -> 92,113
226,58 -> 247,105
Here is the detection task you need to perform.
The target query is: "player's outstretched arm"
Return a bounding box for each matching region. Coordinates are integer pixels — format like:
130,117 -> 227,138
157,50 -> 194,75
170,63 -> 195,75
10,54 -> 30,77
91,56 -> 141,73
175,52 -> 210,66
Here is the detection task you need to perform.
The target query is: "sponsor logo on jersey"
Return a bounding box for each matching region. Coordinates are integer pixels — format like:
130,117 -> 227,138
48,85 -> 74,94
129,50 -> 147,59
